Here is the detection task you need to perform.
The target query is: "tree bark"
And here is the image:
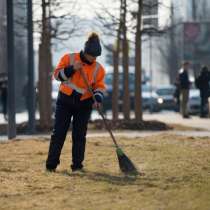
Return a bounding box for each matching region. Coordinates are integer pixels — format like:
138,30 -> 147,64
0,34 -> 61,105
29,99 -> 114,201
38,0 -> 52,130
122,0 -> 130,120
112,0 -> 123,121
134,0 -> 143,122
112,41 -> 120,121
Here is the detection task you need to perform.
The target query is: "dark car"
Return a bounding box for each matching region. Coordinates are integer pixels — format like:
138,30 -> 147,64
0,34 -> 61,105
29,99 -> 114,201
155,85 -> 178,111
103,69 -> 154,112
142,85 -> 158,112
52,80 -> 60,111
103,72 -> 135,111
188,88 -> 200,114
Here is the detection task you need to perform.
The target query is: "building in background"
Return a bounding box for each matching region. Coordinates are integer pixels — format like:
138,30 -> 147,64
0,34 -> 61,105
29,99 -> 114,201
171,0 -> 210,76
172,0 -> 210,22
143,0 -> 158,28
141,0 -> 170,87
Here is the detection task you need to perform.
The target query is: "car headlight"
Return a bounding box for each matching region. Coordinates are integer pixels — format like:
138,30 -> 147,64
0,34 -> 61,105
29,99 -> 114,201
157,97 -> 164,104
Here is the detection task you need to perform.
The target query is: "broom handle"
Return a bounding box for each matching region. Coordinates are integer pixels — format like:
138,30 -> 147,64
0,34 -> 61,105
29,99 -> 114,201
79,68 -> 119,148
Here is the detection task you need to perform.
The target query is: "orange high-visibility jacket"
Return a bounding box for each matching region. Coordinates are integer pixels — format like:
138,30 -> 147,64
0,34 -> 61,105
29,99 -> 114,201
53,53 -> 106,101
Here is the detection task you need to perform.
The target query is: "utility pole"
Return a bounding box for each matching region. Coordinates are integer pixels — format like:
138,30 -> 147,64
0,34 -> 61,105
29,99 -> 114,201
7,0 -> 16,139
148,32 -> 153,112
191,0 -> 197,76
27,0 -> 36,133
192,0 -> 197,21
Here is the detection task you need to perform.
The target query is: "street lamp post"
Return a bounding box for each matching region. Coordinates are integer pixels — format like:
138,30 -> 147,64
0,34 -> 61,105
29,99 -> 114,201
7,0 -> 16,139
27,0 -> 36,133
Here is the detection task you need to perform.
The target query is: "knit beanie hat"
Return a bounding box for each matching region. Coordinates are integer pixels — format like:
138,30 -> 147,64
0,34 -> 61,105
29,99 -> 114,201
84,33 -> 102,57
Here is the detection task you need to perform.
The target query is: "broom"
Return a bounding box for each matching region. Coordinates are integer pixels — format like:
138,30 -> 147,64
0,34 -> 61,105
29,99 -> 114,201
79,68 -> 139,175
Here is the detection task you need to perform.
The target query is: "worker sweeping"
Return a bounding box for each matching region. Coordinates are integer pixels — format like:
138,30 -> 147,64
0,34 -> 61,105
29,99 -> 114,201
46,32 -> 106,172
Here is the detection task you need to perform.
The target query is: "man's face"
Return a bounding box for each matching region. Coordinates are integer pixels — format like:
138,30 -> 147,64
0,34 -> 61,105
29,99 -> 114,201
184,63 -> 190,70
84,53 -> 96,63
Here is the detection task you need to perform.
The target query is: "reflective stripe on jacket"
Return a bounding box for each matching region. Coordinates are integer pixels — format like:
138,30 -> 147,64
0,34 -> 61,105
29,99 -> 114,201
53,53 -> 106,100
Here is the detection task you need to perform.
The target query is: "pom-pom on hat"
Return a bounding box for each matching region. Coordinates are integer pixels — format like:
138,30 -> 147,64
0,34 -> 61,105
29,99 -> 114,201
84,32 -> 102,57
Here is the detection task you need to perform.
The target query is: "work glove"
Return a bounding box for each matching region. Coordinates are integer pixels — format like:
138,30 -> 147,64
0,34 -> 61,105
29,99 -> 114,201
63,65 -> 75,78
94,91 -> 104,103
93,91 -> 104,109
61,61 -> 83,80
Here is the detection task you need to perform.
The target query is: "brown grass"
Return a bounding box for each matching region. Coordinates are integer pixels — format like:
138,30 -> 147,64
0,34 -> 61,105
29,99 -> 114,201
1,134 -> 210,210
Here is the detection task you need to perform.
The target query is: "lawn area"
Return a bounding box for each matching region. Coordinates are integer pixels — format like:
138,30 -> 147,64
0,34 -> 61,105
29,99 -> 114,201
0,133 -> 210,210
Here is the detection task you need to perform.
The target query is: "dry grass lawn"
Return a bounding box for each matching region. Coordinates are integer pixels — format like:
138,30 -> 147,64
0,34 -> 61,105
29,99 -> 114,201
0,133 -> 210,210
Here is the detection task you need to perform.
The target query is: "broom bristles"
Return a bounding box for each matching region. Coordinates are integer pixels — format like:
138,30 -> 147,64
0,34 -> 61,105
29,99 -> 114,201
116,148 -> 139,175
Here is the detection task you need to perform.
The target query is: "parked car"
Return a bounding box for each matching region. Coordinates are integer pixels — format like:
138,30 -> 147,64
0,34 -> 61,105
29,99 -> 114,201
52,80 -> 60,111
142,85 -> 158,112
188,88 -> 200,114
103,63 -> 156,110
103,72 -> 135,111
155,85 -> 178,111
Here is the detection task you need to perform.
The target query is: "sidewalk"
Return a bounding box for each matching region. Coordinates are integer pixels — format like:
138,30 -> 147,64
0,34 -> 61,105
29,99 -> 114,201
1,129 -> 210,142
144,111 -> 210,131
1,111 -> 210,141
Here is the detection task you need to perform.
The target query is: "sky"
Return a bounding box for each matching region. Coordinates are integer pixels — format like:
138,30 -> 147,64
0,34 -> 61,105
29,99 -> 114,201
71,0 -> 171,23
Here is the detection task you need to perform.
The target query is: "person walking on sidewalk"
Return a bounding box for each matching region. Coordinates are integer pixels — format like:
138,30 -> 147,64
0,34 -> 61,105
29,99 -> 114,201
46,33 -> 106,172
178,61 -> 191,118
195,66 -> 210,118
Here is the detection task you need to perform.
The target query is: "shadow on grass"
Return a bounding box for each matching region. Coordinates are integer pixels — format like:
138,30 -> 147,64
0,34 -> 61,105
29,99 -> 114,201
53,169 -> 174,190
58,169 -> 141,186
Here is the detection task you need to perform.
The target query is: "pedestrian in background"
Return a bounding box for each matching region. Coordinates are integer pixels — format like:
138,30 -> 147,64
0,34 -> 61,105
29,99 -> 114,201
173,75 -> 180,112
195,66 -> 210,118
178,61 -> 191,118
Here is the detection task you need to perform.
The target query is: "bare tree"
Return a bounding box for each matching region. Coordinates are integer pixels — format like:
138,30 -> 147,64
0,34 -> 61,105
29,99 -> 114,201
11,0 -> 81,129
95,0 -> 160,121
94,1 -> 123,121
34,0 -> 81,130
38,0 -> 52,129
134,0 -> 143,122
112,27 -> 121,121
122,0 -> 130,120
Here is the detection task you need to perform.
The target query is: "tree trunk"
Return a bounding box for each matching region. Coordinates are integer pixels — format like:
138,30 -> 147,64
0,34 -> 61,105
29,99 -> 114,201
38,0 -> 52,130
134,0 -> 143,122
122,0 -> 130,120
112,42 -> 120,121
112,1 -> 123,121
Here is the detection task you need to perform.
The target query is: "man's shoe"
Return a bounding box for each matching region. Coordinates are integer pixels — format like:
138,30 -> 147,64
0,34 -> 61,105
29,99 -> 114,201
46,164 -> 56,172
71,164 -> 84,172
72,168 -> 85,173
46,168 -> 56,172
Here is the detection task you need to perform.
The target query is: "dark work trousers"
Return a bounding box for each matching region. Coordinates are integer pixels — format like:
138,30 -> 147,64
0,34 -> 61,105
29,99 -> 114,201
200,93 -> 209,117
46,91 -> 93,170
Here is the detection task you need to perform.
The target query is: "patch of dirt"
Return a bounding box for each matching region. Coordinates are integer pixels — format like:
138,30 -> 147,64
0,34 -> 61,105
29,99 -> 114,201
90,119 -> 172,131
0,119 -> 172,135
